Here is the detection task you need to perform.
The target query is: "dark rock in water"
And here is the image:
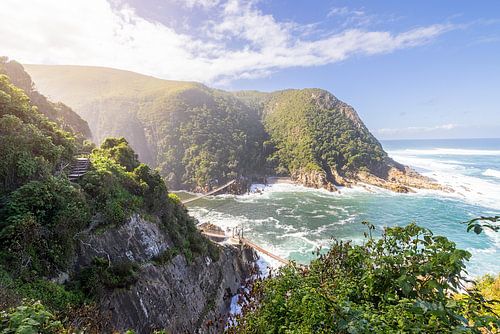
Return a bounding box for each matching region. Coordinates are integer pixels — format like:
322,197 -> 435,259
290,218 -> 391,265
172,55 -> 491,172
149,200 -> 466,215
74,215 -> 257,333
226,177 -> 251,195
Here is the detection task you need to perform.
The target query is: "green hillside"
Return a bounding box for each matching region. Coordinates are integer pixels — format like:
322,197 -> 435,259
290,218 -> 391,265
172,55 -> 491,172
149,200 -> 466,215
1,59 -> 91,139
26,64 -> 268,190
263,89 -> 389,184
25,65 -> 438,192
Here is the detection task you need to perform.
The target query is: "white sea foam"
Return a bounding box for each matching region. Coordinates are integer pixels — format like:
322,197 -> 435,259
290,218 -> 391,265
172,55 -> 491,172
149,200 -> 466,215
484,225 -> 500,249
483,169 -> 500,179
244,180 -> 374,204
389,153 -> 500,210
388,148 -> 500,156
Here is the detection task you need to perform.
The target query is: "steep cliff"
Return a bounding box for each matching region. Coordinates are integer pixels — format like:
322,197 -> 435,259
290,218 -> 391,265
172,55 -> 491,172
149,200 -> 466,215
74,215 -> 256,333
262,89 -> 442,193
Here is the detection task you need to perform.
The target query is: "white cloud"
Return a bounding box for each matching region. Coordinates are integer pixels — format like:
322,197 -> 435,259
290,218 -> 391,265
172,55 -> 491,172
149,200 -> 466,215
180,0 -> 220,9
327,6 -> 374,28
0,0 -> 455,84
328,6 -> 366,19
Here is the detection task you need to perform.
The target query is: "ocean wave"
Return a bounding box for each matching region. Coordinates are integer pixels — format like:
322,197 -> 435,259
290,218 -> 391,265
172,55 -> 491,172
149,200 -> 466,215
483,169 -> 500,179
388,148 -> 500,156
390,154 -> 466,172
389,154 -> 500,210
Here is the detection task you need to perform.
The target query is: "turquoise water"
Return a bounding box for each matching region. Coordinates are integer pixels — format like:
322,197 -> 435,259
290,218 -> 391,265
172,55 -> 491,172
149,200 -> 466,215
185,138 -> 500,278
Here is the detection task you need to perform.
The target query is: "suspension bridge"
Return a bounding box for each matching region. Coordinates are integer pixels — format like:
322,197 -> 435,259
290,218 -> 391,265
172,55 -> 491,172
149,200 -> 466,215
198,228 -> 290,266
182,179 -> 291,266
181,180 -> 236,204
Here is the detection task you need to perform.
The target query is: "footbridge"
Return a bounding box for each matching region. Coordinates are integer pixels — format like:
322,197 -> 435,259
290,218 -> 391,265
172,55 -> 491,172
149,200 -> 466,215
181,180 -> 236,204
198,227 -> 290,266
182,179 -> 291,266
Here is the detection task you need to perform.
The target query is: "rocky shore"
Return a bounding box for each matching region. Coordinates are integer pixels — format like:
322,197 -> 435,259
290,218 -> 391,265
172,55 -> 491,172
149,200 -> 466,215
286,164 -> 445,194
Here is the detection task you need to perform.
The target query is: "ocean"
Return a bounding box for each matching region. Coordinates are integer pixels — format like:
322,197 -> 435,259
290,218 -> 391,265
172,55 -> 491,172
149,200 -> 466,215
182,138 -> 500,278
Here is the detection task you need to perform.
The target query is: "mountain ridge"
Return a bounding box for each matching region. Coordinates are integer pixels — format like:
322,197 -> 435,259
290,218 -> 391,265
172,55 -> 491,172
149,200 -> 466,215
25,64 -> 441,193
0,59 -> 92,139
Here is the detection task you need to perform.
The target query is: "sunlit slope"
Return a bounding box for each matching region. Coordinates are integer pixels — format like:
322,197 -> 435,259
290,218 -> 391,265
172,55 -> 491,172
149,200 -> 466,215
25,64 -> 200,103
25,65 -> 266,189
0,60 -> 91,138
25,64 -> 209,165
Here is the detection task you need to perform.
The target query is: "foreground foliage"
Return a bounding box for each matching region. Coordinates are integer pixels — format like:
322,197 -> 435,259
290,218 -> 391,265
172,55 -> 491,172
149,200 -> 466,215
475,274 -> 500,316
230,223 -> 499,333
0,301 -> 64,334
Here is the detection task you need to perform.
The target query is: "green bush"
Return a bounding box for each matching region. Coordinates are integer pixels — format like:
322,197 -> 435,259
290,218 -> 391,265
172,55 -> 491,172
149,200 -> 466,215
153,247 -> 180,265
15,280 -> 85,313
475,274 -> 500,315
231,223 -> 500,333
0,177 -> 89,279
75,257 -> 140,298
0,300 -> 65,334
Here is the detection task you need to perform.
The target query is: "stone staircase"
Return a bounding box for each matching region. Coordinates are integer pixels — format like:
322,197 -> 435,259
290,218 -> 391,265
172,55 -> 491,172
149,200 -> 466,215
69,157 -> 90,181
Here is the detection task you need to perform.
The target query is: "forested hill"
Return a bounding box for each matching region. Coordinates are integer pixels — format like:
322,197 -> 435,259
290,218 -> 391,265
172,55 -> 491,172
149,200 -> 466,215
0,70 -> 246,332
0,58 -> 91,139
25,64 -> 440,192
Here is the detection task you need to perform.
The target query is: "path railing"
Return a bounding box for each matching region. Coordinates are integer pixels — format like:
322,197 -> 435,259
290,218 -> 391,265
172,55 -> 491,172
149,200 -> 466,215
198,227 -> 290,266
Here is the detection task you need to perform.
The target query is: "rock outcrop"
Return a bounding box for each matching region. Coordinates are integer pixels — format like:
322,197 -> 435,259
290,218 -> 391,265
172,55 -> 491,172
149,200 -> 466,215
74,215 -> 257,333
291,169 -> 337,192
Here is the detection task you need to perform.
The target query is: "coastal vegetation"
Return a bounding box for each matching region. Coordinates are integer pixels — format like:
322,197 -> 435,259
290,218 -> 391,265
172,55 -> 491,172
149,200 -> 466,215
1,61 -> 497,332
0,58 -> 91,139
263,89 -> 388,182
0,68 -> 217,331
156,91 -> 267,190
230,222 -> 500,333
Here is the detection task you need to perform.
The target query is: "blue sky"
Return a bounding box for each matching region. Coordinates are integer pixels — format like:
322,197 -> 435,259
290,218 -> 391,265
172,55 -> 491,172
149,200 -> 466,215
0,0 -> 499,139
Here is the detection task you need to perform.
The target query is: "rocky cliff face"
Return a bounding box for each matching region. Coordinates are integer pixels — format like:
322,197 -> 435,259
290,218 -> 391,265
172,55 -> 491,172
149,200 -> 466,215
74,215 -> 257,333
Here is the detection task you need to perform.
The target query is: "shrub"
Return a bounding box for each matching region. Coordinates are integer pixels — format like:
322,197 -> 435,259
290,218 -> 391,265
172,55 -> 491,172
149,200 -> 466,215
475,274 -> 500,315
0,300 -> 65,334
230,223 -> 500,333
153,247 -> 180,265
15,280 -> 85,313
0,177 -> 89,279
75,257 -> 140,298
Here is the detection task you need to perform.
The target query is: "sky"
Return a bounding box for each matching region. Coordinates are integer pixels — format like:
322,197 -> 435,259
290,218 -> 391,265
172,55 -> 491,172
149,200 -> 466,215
0,0 -> 499,139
